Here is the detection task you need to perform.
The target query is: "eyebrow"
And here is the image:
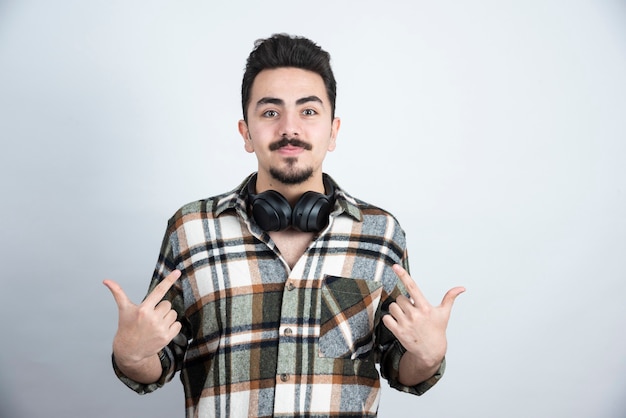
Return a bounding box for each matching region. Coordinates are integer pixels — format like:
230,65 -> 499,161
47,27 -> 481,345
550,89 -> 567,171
255,96 -> 324,108
296,96 -> 323,106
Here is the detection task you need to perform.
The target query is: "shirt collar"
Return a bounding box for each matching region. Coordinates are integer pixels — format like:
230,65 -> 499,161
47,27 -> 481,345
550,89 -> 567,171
214,173 -> 363,222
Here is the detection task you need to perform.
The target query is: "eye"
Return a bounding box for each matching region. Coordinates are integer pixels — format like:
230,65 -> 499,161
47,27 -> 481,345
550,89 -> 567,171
262,110 -> 278,118
302,108 -> 317,116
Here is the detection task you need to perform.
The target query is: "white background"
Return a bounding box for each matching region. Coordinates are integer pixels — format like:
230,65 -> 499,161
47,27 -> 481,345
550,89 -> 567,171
1,1 -> 625,417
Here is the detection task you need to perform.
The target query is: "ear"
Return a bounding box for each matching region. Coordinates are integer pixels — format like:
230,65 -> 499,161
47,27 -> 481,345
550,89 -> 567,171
328,117 -> 341,152
238,120 -> 255,153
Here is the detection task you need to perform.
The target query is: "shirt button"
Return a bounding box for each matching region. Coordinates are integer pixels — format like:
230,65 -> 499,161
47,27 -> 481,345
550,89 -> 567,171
284,328 -> 293,337
286,281 -> 295,291
280,373 -> 289,382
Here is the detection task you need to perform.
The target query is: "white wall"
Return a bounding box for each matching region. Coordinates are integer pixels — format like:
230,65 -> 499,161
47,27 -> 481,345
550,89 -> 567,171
1,1 -> 625,417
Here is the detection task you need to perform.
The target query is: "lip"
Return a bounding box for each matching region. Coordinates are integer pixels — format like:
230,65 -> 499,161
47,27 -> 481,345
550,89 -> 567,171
277,144 -> 305,155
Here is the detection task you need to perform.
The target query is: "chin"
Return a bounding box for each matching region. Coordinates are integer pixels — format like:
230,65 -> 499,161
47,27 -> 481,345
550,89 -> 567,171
269,166 -> 314,185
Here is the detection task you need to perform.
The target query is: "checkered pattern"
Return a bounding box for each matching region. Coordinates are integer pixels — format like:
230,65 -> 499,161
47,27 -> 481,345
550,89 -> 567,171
113,174 -> 444,417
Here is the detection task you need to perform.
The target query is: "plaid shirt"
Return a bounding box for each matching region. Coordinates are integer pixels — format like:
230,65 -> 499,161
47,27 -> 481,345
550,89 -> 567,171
114,173 -> 444,417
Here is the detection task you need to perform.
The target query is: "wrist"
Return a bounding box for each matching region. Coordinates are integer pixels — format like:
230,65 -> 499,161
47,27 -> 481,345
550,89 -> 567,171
112,340 -> 155,369
398,350 -> 444,386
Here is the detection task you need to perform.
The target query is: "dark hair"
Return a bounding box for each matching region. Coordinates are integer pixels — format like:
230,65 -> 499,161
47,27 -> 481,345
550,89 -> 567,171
241,33 -> 337,122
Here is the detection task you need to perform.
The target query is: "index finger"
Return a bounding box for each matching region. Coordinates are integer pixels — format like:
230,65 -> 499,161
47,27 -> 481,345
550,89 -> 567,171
392,264 -> 428,307
143,269 -> 182,307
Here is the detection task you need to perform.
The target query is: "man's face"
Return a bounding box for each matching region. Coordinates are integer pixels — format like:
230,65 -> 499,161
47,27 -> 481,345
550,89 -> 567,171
239,67 -> 340,186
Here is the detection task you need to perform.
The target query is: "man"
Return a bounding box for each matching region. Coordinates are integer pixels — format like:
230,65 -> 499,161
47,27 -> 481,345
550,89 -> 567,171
104,33 -> 465,417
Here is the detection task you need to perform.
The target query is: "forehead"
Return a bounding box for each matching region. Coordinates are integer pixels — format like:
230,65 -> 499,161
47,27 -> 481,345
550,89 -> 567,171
250,67 -> 329,103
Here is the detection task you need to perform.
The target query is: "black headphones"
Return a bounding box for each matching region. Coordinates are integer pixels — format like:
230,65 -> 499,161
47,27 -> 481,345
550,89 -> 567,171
247,173 -> 335,232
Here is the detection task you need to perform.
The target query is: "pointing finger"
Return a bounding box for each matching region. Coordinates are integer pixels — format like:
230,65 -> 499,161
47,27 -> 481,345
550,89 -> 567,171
392,264 -> 428,307
103,279 -> 131,309
144,270 -> 182,307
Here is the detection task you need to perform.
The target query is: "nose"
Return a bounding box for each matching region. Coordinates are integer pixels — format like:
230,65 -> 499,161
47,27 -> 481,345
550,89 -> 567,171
278,110 -> 300,137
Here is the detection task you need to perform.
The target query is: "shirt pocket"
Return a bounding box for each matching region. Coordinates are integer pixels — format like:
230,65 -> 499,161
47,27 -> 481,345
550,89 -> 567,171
318,275 -> 384,359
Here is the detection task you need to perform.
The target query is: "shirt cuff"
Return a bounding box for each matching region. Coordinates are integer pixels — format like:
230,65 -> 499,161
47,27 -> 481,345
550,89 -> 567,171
380,340 -> 446,396
111,348 -> 175,395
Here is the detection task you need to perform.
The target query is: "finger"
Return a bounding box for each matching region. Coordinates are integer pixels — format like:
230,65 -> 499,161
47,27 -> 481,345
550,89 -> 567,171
144,270 -> 182,307
382,313 -> 399,332
168,320 -> 182,337
163,309 -> 178,325
440,286 -> 466,311
392,264 -> 428,307
154,300 -> 173,317
389,302 -> 406,322
103,279 -> 131,309
393,295 -> 414,314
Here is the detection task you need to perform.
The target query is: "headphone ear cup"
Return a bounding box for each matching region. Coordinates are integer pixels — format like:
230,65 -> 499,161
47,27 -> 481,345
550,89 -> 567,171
292,192 -> 332,232
250,190 -> 292,231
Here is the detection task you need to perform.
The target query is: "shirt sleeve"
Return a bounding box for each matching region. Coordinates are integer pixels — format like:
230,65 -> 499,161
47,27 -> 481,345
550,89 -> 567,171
110,217 -> 189,394
378,339 -> 446,396
375,253 -> 446,396
111,346 -> 176,395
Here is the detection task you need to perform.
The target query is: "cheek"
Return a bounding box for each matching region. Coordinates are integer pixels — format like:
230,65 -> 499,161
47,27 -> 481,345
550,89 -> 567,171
248,125 -> 274,142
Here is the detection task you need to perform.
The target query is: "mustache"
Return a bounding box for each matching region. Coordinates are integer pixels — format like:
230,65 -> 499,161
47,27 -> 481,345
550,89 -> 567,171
269,137 -> 312,151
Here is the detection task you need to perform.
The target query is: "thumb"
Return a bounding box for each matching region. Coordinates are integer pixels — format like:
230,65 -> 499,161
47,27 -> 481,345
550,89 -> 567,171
103,279 -> 131,309
441,286 -> 466,311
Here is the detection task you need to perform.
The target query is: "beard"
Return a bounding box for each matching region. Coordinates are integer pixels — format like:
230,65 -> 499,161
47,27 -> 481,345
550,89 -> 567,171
269,162 -> 313,185
267,136 -> 314,185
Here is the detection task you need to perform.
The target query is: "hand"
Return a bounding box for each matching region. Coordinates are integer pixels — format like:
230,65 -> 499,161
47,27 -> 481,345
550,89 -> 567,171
382,264 -> 465,370
103,270 -> 182,367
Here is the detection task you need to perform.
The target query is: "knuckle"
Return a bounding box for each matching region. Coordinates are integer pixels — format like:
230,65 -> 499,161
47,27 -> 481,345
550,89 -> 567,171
137,304 -> 152,317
